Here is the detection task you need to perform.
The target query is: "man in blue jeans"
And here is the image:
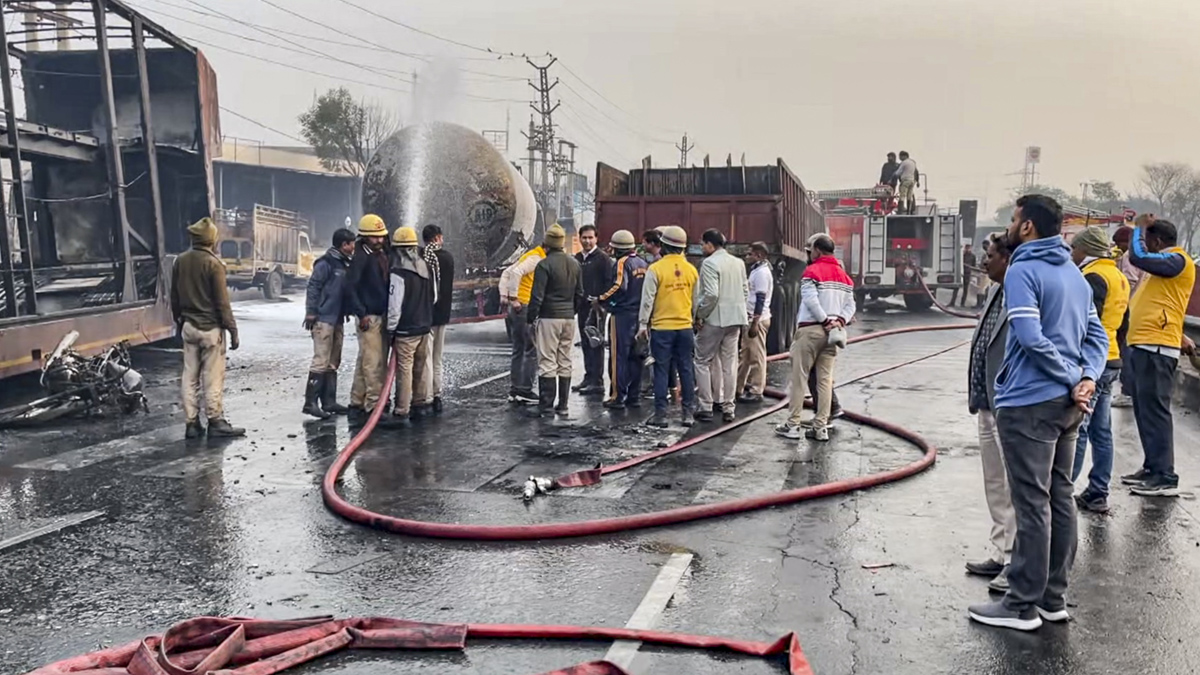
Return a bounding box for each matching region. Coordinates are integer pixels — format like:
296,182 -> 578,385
1069,226 -> 1130,514
968,195 -> 1108,632
637,226 -> 700,428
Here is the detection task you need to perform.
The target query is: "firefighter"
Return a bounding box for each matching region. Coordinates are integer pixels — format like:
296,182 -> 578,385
302,227 -> 355,419
345,214 -> 391,419
599,229 -> 648,410
422,224 -> 455,413
526,224 -> 585,417
170,217 -> 244,439
498,232 -> 548,405
638,225 -> 700,428
384,226 -> 436,428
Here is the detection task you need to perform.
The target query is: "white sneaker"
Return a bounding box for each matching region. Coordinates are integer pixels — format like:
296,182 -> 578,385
774,422 -> 803,440
1036,606 -> 1070,623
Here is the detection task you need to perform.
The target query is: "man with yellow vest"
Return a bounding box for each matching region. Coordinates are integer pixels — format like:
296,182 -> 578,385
1068,227 -> 1130,513
499,234 -> 548,405
1120,218 -> 1196,497
637,225 -> 700,428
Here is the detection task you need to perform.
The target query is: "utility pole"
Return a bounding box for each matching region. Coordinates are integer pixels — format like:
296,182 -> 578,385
675,132 -> 694,168
526,56 -> 559,218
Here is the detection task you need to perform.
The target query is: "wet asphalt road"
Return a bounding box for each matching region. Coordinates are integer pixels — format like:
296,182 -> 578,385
3,295 -> 1200,674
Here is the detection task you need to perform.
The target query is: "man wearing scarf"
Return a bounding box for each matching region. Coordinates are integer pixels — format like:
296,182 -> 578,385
422,224 -> 455,413
170,217 -> 245,439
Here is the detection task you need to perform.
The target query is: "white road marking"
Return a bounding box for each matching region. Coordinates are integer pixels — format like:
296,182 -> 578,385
0,511 -> 105,551
460,371 -> 510,390
603,551 -> 694,669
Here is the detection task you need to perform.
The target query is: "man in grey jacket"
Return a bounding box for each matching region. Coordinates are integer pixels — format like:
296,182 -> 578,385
693,229 -> 749,423
964,233 -> 1016,593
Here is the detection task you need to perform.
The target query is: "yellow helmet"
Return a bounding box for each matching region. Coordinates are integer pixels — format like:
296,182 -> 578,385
357,214 -> 388,237
610,229 -> 636,250
391,226 -> 419,247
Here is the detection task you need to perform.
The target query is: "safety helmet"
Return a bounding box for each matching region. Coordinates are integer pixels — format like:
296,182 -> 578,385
659,225 -> 687,249
391,226 -> 419,247
805,232 -> 835,253
357,214 -> 388,237
610,229 -> 636,250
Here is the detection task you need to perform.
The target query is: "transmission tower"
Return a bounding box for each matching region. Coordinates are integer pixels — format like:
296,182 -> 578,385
676,132 -> 694,168
526,56 -> 560,213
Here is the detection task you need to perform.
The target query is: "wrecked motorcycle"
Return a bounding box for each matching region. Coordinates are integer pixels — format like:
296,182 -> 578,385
0,331 -> 148,427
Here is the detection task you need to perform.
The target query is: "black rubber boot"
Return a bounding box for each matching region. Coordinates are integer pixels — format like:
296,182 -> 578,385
530,377 -> 555,417
208,418 -> 246,438
321,372 -> 349,414
555,377 -> 571,416
185,420 -> 205,439
303,374 -> 331,419
432,396 -> 444,414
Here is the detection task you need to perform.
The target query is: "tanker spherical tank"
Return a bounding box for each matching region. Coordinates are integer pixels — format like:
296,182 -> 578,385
361,122 -> 536,271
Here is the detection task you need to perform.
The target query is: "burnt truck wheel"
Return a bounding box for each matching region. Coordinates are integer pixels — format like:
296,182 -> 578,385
903,292 -> 934,312
264,270 -> 284,300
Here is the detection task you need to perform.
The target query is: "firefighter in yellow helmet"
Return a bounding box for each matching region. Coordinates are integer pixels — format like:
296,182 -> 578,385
346,214 -> 391,419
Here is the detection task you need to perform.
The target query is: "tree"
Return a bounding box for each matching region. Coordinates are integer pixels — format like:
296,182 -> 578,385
298,87 -> 400,176
1165,171 -> 1200,254
1084,180 -> 1123,211
1138,162 -> 1190,215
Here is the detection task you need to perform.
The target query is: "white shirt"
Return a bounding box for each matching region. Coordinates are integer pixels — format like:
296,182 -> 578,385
747,261 -> 774,322
895,158 -> 918,183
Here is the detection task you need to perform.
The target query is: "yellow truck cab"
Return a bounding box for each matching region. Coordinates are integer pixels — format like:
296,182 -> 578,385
215,204 -> 314,299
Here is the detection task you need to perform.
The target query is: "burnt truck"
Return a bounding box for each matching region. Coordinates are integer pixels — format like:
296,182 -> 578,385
594,158 -> 825,353
215,204 -> 315,299
817,188 -> 961,311
0,2 -> 219,381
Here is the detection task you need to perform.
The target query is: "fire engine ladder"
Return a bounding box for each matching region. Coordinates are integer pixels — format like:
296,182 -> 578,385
937,215 -> 957,275
812,186 -> 894,201
865,216 -> 886,275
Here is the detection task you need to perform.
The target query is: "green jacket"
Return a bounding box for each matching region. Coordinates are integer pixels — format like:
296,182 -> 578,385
171,245 -> 236,332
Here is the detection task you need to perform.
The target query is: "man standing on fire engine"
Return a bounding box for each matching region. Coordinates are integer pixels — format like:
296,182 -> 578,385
893,151 -> 920,215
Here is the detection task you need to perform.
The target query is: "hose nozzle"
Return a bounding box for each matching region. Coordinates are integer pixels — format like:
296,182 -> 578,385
522,476 -> 555,501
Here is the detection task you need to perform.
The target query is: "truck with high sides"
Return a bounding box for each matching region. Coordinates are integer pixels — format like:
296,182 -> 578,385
593,158 -> 825,353
215,204 -> 315,299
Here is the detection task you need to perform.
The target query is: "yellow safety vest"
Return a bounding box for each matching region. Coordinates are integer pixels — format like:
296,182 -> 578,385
516,246 -> 546,305
1081,258 -> 1130,362
1127,246 -> 1196,349
648,254 -> 699,330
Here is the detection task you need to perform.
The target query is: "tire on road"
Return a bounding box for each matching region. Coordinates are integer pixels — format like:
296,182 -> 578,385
264,269 -> 284,300
903,292 -> 934,312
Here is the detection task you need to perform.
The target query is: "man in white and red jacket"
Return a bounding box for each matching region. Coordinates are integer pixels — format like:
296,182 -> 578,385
775,233 -> 856,442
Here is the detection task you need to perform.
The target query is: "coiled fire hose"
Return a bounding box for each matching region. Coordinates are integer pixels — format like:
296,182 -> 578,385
25,296 -> 976,675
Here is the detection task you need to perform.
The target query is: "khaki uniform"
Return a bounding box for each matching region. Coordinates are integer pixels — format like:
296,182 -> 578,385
181,323 -> 226,421
350,316 -> 387,411
392,334 -> 430,416
310,322 -> 344,372
535,318 -> 576,378
736,318 -> 771,396
787,325 -> 837,428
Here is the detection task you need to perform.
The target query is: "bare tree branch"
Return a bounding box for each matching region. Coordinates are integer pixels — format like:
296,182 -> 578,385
1138,162 -> 1190,215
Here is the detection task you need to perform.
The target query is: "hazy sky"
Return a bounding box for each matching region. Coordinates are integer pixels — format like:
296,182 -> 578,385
131,0 -> 1200,217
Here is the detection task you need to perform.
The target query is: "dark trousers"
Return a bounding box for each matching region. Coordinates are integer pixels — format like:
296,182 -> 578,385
1118,343 -> 1136,398
950,274 -> 972,306
996,397 -> 1082,613
578,309 -> 605,387
1129,347 -> 1179,481
651,329 -> 696,414
608,312 -> 642,403
809,366 -> 840,412
506,305 -> 537,395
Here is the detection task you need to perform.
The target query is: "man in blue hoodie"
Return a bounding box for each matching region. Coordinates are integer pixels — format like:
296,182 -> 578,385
968,194 -> 1108,632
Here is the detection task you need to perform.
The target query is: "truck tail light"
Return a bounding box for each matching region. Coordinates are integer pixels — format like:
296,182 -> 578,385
937,274 -> 954,284
864,276 -> 881,285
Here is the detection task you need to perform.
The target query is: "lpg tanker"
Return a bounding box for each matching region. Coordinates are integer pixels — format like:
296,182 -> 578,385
362,121 -> 538,318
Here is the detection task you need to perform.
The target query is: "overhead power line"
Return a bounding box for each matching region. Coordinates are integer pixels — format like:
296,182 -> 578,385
220,106 -> 307,144
331,0 -> 524,58
559,81 -> 674,146
183,36 -> 410,93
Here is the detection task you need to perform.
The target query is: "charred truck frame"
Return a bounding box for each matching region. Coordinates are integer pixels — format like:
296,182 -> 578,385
594,158 -> 825,353
0,0 -> 217,380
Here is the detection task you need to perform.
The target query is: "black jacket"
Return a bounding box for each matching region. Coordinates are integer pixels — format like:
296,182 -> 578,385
305,247 -> 350,325
880,161 -> 900,187
575,248 -> 612,310
528,249 -> 584,323
345,240 -> 390,319
426,247 -> 455,326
